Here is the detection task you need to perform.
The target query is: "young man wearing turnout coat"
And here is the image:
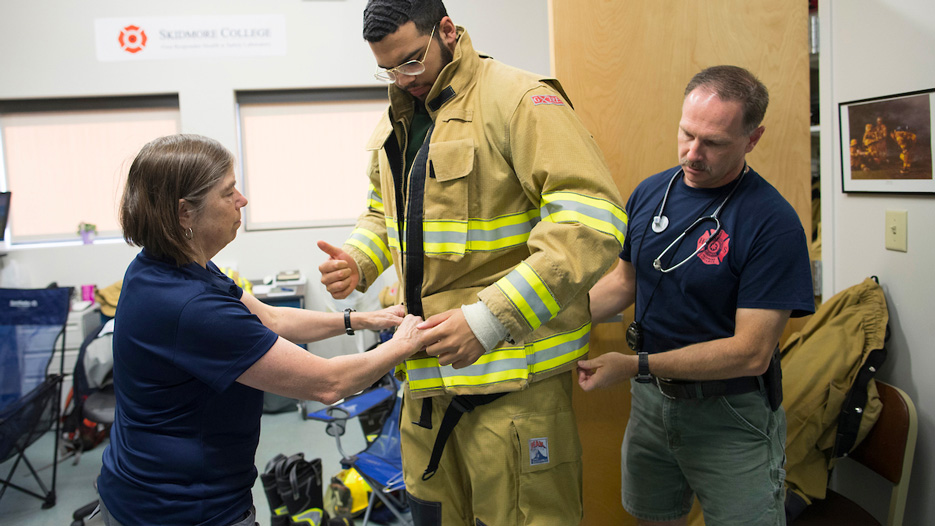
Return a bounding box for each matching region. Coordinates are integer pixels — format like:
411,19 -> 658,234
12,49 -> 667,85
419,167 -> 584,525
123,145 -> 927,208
318,1 -> 626,524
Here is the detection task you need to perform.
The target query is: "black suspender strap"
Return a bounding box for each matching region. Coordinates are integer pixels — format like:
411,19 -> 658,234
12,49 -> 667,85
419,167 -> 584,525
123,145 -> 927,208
422,393 -> 506,481
413,398 -> 433,429
383,133 -> 405,249
403,123 -> 434,319
399,86 -> 462,479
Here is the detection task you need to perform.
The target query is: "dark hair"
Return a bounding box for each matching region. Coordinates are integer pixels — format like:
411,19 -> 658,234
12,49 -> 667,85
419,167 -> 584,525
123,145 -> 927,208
120,134 -> 234,265
363,0 -> 448,42
684,65 -> 769,135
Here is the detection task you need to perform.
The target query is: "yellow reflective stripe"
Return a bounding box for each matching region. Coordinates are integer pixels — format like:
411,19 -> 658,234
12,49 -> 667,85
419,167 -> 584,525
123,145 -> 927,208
495,262 -> 559,330
346,228 -> 390,275
406,324 -> 590,392
515,263 -> 560,318
546,210 -> 625,246
384,216 -> 402,251
366,184 -> 384,213
495,274 -> 540,330
541,191 -> 627,222
474,209 -> 540,230
290,508 -> 324,526
436,367 -> 530,387
464,209 -> 539,251
424,220 -> 468,254
526,322 -> 590,373
540,191 -> 627,246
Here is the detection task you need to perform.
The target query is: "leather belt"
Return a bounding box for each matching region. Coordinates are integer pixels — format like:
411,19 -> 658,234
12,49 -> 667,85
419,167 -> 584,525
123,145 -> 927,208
653,375 -> 762,400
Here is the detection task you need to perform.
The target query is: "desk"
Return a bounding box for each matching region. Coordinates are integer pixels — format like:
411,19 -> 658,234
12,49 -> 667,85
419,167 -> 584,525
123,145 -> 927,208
251,281 -> 307,353
251,281 -> 305,309
251,280 -> 307,412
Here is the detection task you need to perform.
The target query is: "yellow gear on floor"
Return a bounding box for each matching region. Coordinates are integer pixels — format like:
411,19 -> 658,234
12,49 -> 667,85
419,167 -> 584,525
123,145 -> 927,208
325,468 -> 371,517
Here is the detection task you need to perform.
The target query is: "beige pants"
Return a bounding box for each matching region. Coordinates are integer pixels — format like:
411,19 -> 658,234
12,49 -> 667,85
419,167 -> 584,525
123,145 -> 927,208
400,373 -> 583,526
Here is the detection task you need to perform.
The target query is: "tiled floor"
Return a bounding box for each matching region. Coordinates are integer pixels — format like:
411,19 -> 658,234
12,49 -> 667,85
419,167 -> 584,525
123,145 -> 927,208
1,406 -> 401,526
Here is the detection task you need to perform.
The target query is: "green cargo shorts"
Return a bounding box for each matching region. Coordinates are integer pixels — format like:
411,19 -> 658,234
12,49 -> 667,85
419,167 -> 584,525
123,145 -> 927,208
621,381 -> 786,525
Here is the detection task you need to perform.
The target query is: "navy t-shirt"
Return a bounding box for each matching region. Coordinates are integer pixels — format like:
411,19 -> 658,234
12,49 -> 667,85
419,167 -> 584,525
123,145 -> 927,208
98,249 -> 279,526
621,166 -> 815,355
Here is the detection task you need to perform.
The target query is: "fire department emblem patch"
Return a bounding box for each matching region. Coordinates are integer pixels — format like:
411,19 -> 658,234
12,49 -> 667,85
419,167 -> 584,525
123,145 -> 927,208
530,95 -> 565,106
529,437 -> 550,465
696,228 -> 730,265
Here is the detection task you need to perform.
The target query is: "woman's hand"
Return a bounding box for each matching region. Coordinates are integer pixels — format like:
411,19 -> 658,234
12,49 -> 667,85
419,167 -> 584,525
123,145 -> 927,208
356,304 -> 407,331
391,314 -> 426,355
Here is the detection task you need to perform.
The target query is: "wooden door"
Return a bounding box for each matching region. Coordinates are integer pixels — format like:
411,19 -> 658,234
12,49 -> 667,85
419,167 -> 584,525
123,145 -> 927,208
550,1 -> 810,524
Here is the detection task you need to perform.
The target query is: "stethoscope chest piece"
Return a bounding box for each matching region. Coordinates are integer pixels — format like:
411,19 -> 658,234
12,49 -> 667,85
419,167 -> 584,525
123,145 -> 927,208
651,215 -> 669,233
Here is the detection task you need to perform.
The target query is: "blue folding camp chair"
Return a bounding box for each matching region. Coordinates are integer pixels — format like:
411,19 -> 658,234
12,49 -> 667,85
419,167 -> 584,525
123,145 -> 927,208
0,287 -> 72,509
305,373 -> 412,526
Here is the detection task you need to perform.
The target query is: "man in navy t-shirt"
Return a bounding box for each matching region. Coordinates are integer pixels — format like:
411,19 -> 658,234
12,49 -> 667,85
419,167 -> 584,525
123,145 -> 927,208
578,66 -> 814,525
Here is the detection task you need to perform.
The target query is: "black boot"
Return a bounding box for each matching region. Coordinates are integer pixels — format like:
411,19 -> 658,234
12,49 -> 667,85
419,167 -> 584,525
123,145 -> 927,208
275,453 -> 329,526
261,454 -> 291,526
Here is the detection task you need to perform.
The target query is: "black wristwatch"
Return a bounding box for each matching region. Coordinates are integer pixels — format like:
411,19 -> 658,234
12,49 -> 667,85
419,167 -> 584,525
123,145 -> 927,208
635,352 -> 652,384
344,308 -> 355,336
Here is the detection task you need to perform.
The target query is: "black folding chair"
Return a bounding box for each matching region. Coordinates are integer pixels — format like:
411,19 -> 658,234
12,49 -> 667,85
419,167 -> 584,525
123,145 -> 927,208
0,287 -> 72,509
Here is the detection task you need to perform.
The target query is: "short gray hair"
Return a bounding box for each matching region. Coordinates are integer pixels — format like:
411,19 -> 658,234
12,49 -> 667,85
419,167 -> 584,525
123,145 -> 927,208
684,65 -> 769,135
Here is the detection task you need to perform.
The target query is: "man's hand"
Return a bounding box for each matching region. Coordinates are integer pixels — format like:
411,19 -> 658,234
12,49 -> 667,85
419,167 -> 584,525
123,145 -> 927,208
577,353 -> 635,391
317,240 -> 359,299
418,309 -> 486,369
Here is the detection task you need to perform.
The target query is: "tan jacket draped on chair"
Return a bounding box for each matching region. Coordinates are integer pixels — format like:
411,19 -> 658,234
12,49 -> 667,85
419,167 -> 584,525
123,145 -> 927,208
781,277 -> 889,505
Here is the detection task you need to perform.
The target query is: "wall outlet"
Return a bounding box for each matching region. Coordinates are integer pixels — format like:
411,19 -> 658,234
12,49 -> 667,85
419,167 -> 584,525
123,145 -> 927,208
884,210 -> 908,252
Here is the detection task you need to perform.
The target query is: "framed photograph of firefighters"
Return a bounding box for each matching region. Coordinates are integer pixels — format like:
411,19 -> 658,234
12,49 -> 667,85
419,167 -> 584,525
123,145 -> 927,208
839,88 -> 935,193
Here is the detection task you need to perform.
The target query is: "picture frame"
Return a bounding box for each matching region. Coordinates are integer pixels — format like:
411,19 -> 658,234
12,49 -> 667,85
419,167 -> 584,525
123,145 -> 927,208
839,88 -> 935,194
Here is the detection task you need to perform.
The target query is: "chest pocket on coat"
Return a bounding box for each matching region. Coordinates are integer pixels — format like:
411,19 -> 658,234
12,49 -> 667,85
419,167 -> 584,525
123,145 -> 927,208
424,138 -> 474,262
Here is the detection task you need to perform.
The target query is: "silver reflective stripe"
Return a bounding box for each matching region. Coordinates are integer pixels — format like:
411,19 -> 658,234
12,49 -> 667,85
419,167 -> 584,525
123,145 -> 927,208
525,325 -> 591,372
541,192 -> 627,245
407,354 -> 528,383
501,265 -> 557,329
367,184 -> 384,213
347,229 -> 390,274
465,213 -> 540,250
385,216 -> 402,251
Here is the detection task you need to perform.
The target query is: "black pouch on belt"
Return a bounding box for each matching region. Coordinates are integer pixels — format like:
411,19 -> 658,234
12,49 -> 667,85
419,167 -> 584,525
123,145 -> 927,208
761,346 -> 783,411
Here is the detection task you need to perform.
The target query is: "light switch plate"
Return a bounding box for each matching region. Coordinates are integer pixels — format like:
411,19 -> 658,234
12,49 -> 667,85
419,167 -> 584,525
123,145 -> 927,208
885,210 -> 908,252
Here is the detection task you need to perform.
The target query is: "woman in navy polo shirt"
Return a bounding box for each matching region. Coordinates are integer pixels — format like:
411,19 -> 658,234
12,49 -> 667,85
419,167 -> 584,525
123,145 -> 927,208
97,134 -> 425,526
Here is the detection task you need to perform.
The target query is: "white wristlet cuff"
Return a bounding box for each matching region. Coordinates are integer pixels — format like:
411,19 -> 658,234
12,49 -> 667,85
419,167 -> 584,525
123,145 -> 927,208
461,300 -> 510,352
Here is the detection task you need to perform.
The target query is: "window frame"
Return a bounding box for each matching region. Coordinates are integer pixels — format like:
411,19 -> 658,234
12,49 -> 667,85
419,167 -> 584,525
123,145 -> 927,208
235,87 -> 388,232
0,94 -> 181,245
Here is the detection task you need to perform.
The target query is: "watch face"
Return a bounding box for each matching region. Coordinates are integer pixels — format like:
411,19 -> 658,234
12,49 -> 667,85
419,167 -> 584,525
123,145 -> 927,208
626,321 -> 643,351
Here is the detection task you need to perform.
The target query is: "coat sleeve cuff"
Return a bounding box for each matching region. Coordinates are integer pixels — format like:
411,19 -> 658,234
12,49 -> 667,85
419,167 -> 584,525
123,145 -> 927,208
461,300 -> 510,351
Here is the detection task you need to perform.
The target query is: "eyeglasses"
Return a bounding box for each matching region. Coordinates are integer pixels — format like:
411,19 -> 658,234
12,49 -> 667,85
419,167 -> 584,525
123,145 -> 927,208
374,26 -> 436,83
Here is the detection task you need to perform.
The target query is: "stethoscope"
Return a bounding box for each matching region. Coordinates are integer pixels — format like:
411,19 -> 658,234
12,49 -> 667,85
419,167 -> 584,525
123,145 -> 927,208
650,164 -> 748,273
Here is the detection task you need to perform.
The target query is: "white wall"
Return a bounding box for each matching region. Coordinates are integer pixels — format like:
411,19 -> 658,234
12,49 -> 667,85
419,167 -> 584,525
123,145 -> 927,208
0,0 -> 549,355
820,1 -> 935,523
